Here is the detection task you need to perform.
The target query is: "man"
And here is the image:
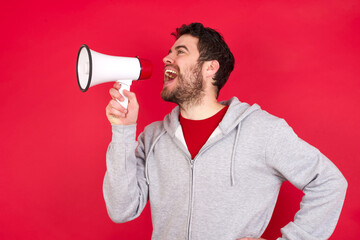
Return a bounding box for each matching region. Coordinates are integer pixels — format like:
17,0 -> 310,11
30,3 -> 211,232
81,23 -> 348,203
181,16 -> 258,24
103,23 -> 347,240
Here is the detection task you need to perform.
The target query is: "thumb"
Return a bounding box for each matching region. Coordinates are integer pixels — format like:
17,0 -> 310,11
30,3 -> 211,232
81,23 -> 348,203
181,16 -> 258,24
123,90 -> 138,106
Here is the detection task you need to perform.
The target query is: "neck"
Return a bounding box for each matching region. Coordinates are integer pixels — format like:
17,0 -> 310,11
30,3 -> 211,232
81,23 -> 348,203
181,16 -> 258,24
179,96 -> 224,120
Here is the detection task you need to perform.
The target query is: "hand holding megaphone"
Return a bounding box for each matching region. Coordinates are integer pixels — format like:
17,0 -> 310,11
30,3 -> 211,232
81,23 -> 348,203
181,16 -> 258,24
115,79 -> 131,108
76,44 -> 152,109
107,82 -> 139,125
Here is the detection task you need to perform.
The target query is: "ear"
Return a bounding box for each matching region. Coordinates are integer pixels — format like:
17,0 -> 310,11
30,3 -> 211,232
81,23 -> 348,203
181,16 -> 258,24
204,60 -> 220,79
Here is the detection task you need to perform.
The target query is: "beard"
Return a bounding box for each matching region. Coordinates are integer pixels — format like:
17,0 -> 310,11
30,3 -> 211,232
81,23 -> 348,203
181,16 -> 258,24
161,62 -> 205,107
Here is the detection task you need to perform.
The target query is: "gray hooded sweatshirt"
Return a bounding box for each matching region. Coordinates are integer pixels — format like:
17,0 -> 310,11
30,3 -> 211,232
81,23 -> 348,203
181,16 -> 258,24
103,97 -> 347,240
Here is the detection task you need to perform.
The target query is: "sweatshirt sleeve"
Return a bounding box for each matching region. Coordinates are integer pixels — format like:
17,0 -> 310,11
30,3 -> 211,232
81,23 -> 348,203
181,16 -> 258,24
265,119 -> 347,240
102,124 -> 149,223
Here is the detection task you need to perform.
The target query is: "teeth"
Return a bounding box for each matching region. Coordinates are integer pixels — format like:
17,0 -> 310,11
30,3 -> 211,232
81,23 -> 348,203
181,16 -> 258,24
165,69 -> 177,74
165,69 -> 178,79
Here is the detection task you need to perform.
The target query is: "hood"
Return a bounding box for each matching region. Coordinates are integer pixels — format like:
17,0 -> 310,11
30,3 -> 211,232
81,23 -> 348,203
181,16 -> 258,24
163,97 -> 261,137
218,97 -> 261,134
146,97 -> 261,186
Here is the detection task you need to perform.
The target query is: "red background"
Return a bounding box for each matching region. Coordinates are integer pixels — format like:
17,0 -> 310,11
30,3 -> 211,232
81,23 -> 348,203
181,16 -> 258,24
1,0 -> 359,239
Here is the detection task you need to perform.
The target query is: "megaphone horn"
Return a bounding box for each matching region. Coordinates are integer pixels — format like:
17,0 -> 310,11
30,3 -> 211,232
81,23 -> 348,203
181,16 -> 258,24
76,44 -> 152,109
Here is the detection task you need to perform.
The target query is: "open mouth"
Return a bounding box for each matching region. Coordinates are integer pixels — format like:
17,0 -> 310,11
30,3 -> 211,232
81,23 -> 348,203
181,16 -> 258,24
164,69 -> 178,80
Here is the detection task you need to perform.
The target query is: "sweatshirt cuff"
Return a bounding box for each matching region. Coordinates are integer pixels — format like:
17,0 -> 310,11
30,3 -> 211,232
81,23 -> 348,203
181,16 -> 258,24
111,124 -> 137,143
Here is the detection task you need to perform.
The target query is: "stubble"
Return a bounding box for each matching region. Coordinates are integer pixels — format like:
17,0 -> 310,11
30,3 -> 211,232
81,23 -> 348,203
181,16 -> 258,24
161,62 -> 205,108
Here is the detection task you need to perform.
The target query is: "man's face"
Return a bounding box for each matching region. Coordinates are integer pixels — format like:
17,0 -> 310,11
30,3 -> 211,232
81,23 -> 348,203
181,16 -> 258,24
161,34 -> 205,106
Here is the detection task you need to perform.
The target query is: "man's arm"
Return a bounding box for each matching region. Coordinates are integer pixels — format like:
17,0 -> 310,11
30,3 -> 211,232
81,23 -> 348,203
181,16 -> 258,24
102,82 -> 149,223
266,119 -> 347,240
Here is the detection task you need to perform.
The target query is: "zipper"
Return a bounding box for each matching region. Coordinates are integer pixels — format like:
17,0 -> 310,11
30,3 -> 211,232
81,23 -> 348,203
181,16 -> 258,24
187,159 -> 195,240
180,133 -> 226,240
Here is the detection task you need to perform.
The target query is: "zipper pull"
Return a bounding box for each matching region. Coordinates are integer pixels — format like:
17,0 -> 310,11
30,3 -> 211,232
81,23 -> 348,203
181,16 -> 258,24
190,159 -> 194,169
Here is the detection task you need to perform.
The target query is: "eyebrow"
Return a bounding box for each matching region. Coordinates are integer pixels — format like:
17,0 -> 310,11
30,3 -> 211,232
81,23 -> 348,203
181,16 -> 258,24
168,45 -> 189,54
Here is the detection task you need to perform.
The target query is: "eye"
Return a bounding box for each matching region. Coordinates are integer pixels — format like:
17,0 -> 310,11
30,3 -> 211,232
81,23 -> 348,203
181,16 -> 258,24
177,49 -> 185,55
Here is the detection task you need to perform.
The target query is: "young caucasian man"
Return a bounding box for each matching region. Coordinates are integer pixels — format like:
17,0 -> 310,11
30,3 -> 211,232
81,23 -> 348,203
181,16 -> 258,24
103,23 -> 347,240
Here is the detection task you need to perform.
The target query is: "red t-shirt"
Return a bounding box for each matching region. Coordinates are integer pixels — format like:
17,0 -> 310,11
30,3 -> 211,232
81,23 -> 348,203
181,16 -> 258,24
179,106 -> 229,159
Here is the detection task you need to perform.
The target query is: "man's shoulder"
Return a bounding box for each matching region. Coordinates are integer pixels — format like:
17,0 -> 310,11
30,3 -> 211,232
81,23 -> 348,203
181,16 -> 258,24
225,97 -> 283,126
142,120 -> 166,138
251,107 -> 282,123
146,120 -> 164,129
243,104 -> 285,133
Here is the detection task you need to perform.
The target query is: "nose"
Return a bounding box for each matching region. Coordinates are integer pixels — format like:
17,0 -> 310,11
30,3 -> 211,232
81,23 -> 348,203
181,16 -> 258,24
163,53 -> 174,65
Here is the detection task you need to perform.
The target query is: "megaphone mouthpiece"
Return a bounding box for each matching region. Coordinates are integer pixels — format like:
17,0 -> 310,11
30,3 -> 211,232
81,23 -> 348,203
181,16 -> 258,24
138,58 -> 152,80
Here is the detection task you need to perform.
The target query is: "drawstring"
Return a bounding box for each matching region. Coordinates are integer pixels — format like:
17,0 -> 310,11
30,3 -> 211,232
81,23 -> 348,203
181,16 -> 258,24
229,106 -> 259,186
145,131 -> 167,185
230,122 -> 242,186
145,122 -> 241,186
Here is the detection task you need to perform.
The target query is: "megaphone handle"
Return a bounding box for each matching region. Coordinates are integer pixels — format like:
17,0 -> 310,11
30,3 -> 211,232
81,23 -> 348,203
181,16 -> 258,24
116,80 -> 131,109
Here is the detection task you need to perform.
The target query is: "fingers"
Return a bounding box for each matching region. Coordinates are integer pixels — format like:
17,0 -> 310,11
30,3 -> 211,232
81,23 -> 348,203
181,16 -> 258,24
109,84 -> 135,105
106,99 -> 127,118
123,89 -> 138,107
110,99 -> 127,113
106,85 -> 139,125
107,106 -> 124,118
113,81 -> 121,90
109,87 -> 124,102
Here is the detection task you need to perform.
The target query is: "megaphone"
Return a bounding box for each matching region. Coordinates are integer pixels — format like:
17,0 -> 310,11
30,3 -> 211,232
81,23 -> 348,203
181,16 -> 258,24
76,44 -> 152,109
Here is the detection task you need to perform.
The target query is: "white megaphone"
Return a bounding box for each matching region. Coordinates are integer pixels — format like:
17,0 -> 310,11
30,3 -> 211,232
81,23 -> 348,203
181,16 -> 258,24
76,44 -> 152,109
